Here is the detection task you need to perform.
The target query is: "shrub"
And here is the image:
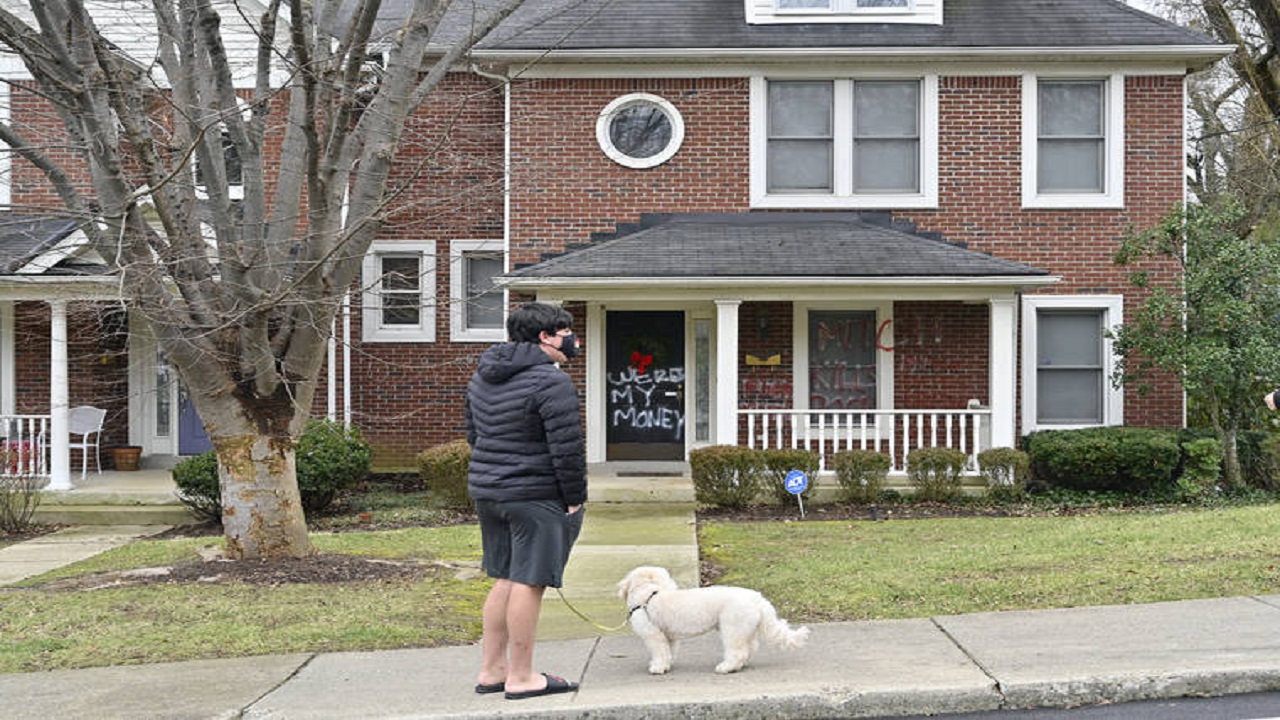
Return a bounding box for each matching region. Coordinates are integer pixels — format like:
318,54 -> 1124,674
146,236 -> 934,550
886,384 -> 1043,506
417,439 -> 472,509
906,447 -> 967,502
1172,436 -> 1223,501
830,449 -> 890,503
296,419 -> 373,514
170,420 -> 374,522
978,447 -> 1029,500
1256,433 -> 1280,492
689,445 -> 762,509
758,448 -> 820,503
0,475 -> 43,533
172,451 -> 222,523
1024,427 -> 1180,494
1179,428 -> 1273,490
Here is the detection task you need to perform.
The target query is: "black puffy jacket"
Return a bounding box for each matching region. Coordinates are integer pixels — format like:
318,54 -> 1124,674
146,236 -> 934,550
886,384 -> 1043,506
465,342 -> 587,506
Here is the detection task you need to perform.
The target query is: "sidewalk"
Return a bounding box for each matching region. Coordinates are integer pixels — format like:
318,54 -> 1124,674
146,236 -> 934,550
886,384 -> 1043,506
3,472 -> 1280,718
3,595 -> 1279,719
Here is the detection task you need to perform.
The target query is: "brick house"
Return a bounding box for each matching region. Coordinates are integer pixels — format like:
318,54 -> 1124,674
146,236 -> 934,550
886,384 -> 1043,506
0,0 -> 1231,485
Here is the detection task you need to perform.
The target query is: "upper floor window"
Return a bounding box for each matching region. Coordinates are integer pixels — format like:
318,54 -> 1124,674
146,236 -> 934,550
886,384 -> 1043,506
361,241 -> 436,342
748,0 -> 939,24
596,93 -> 685,169
1022,74 -> 1125,209
449,239 -> 505,342
194,127 -> 245,201
751,76 -> 938,209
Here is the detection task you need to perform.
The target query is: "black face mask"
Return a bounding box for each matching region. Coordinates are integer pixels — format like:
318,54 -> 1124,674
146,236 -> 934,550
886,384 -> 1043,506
558,332 -> 579,359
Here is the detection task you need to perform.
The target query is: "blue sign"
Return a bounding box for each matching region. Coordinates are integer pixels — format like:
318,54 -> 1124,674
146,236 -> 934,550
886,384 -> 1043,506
784,469 -> 808,495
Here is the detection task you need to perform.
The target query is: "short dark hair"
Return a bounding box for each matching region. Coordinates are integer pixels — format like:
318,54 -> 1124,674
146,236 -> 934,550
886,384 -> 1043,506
507,302 -> 572,343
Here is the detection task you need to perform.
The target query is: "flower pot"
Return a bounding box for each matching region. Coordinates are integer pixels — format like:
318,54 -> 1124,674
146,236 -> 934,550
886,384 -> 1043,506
111,446 -> 143,471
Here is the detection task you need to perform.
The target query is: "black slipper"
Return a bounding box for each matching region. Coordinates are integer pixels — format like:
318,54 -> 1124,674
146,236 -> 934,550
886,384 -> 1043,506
504,673 -> 578,700
474,682 -> 505,694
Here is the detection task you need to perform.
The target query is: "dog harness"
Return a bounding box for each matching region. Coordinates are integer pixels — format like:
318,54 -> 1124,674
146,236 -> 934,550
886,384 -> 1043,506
629,590 -> 659,616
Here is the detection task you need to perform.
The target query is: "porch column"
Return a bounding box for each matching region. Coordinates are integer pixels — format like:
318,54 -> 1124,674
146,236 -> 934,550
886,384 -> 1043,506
714,299 -> 740,447
989,296 -> 1017,449
48,299 -> 71,490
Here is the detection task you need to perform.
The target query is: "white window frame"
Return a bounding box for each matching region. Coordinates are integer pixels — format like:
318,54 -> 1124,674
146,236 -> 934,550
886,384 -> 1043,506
596,93 -> 686,169
449,239 -> 506,342
750,75 -> 939,210
361,241 -> 436,343
1021,73 -> 1125,210
793,301 -> 895,411
748,0 -> 940,24
1020,294 -> 1124,434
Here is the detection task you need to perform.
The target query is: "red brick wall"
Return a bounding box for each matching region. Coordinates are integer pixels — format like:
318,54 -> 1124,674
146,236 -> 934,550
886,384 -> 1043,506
903,75 -> 1185,428
504,73 -> 1186,433
6,70 -> 1189,468
339,74 -> 508,466
11,302 -> 130,449
508,77 -> 752,266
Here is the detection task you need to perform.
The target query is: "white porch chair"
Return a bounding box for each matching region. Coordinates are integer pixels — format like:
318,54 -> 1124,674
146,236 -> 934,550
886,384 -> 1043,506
68,406 -> 107,479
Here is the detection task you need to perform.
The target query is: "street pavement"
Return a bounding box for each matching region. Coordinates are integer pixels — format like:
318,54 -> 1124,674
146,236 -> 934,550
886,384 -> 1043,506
2,473 -> 1280,718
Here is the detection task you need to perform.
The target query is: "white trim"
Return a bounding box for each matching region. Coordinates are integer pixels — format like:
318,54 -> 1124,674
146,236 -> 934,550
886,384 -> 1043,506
1020,294 -> 1124,435
505,275 -> 1061,297
746,0 -> 942,25
360,241 -> 437,343
0,302 -> 12,416
1022,73 -> 1126,209
0,80 -> 9,208
585,303 -> 606,463
793,301 -> 894,411
47,300 -> 70,489
988,296 -> 1017,448
596,93 -> 685,169
13,229 -> 93,274
750,75 -> 939,210
714,300 -> 741,447
449,239 -> 506,342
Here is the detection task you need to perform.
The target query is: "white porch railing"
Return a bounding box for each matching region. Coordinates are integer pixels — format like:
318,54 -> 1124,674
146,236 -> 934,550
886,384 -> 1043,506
740,408 -> 992,474
0,415 -> 50,478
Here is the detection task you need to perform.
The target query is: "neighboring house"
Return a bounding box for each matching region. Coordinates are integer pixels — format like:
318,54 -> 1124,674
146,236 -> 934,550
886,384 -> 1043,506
0,0 -> 1232,486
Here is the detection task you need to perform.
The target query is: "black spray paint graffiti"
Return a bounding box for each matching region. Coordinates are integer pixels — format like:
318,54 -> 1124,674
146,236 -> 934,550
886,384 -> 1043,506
608,366 -> 686,440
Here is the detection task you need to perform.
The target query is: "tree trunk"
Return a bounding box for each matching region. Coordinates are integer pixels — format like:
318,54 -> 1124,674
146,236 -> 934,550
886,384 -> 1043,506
216,434 -> 314,560
1211,404 -> 1244,490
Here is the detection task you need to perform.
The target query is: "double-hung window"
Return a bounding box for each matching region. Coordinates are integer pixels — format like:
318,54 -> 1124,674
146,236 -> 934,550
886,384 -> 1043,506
449,239 -> 505,342
361,241 -> 436,342
1022,74 -> 1125,209
752,76 -> 937,209
1021,295 -> 1124,432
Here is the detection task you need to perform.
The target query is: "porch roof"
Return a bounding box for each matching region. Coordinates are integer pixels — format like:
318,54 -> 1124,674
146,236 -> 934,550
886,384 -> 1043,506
503,212 -> 1054,290
0,215 -> 80,274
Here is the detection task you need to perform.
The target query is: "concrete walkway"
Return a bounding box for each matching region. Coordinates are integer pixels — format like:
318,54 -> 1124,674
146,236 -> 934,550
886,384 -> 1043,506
0,525 -> 172,586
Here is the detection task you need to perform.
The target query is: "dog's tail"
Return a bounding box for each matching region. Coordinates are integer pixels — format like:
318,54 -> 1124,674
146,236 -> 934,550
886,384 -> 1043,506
761,601 -> 811,650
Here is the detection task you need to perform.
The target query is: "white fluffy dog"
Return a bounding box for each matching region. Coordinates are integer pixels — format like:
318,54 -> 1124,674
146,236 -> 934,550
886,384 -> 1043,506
616,565 -> 810,675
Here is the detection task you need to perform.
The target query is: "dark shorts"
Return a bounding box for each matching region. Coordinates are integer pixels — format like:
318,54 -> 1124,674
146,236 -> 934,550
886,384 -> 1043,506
475,499 -> 584,588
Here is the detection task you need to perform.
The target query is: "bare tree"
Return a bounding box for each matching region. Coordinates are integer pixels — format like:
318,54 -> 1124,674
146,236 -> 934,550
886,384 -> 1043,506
0,0 -> 525,559
1147,0 -> 1280,212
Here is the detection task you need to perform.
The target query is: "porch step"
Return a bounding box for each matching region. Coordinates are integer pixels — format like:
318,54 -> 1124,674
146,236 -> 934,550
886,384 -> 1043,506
33,504 -> 197,526
588,475 -> 695,503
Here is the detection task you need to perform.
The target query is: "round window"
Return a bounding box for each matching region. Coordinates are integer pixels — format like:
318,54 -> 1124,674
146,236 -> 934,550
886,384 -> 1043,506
596,93 -> 685,169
